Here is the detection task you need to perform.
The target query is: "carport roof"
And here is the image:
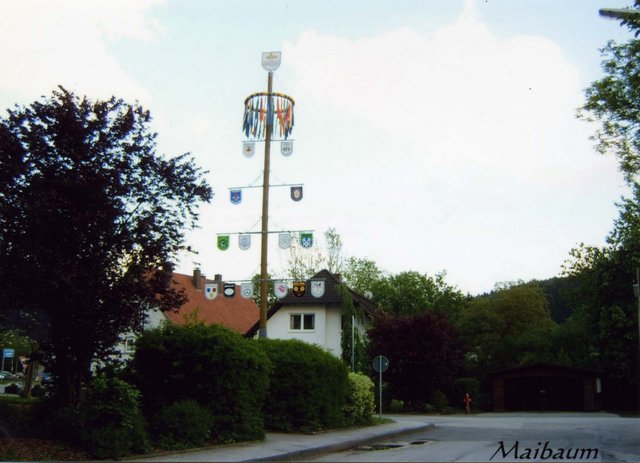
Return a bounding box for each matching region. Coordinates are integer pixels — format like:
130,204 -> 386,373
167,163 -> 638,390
491,363 -> 602,378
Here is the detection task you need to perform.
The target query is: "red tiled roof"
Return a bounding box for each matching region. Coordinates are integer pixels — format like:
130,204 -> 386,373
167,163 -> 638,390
164,273 -> 259,334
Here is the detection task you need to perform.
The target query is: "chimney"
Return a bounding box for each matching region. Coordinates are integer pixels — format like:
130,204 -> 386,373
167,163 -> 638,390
193,268 -> 202,290
214,274 -> 223,284
333,273 -> 342,283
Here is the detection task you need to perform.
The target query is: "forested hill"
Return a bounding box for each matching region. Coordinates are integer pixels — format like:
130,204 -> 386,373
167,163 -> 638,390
535,276 -> 581,324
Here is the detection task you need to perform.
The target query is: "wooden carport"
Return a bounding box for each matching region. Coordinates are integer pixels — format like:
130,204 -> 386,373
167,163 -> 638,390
492,363 -> 602,412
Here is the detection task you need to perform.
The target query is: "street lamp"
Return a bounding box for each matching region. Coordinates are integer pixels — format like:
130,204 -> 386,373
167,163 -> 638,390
599,7 -> 639,19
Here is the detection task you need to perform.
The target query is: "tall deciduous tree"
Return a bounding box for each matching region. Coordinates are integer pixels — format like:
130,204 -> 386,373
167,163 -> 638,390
367,311 -> 464,409
454,282 -> 557,374
578,0 -> 640,184
561,186 -> 640,409
0,87 -> 212,406
373,270 -> 467,317
286,228 -> 343,280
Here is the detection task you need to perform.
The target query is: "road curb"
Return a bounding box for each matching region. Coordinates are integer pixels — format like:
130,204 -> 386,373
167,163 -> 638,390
249,423 -> 435,462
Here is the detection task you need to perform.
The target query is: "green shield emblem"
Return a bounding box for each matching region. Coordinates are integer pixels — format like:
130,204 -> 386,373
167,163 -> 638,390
217,235 -> 230,251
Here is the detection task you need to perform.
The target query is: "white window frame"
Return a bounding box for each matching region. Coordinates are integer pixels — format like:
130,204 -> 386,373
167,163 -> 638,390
289,313 -> 315,332
123,335 -> 137,354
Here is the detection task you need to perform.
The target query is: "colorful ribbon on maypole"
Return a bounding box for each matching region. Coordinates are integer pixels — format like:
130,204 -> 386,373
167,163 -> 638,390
243,92 -> 295,140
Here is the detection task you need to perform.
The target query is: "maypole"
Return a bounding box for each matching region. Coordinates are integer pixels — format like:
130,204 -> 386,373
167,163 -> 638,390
242,51 -> 296,338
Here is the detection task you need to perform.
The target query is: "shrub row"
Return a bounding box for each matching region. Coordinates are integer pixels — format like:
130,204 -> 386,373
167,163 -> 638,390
130,323 -> 270,444
1,325 -> 376,459
257,338 -> 349,432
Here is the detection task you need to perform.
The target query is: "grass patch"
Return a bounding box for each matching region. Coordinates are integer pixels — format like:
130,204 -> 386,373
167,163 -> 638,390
0,395 -> 38,405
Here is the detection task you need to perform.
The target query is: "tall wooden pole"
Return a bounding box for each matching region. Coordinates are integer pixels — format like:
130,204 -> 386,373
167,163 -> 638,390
258,71 -> 274,338
636,267 -> 640,413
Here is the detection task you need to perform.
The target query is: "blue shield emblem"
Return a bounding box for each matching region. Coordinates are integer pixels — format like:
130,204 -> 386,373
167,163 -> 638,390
230,189 -> 242,205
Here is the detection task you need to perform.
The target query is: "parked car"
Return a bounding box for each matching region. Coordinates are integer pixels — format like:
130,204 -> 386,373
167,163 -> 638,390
0,370 -> 17,380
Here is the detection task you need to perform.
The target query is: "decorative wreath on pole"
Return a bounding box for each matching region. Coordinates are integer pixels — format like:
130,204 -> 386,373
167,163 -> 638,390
242,91 -> 295,140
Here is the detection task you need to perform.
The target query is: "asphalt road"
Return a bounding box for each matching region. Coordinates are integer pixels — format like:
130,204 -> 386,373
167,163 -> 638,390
308,413 -> 640,462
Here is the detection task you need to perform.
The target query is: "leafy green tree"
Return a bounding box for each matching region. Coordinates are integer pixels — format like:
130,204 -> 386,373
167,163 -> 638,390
561,186 -> 640,409
455,282 -> 557,374
287,228 -> 344,280
251,272 -> 275,310
0,87 -> 212,407
578,0 -> 640,184
373,270 -> 467,317
342,256 -> 386,295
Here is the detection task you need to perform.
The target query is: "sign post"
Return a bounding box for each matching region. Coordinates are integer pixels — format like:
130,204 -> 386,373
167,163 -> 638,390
372,355 -> 389,419
2,348 -> 15,372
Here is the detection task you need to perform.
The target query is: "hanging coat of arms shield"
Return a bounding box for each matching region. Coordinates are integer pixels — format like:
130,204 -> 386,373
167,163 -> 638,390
278,232 -> 292,249
217,235 -> 230,251
281,140 -> 293,156
300,232 -> 313,248
290,186 -> 303,202
243,141 -> 255,157
292,281 -> 306,297
310,279 -> 325,298
205,283 -> 219,300
239,234 -> 251,250
240,282 -> 254,299
223,282 -> 236,298
230,189 -> 242,205
274,281 -> 288,299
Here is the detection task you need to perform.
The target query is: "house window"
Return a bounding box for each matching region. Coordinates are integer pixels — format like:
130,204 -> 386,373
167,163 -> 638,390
290,313 -> 315,331
123,335 -> 136,354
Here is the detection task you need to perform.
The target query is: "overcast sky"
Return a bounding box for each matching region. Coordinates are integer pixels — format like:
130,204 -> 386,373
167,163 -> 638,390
0,0 -> 634,295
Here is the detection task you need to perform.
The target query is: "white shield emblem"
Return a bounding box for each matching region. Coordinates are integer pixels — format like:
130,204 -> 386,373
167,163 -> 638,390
243,141 -> 255,158
261,51 -> 282,72
278,232 -> 292,249
274,281 -> 288,299
281,140 -> 293,156
205,283 -> 219,300
240,282 -> 254,299
310,280 -> 325,298
239,234 -> 251,250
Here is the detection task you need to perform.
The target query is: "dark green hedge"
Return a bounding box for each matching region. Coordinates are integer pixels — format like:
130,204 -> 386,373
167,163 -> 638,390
152,400 -> 212,450
131,323 -> 270,443
79,375 -> 149,459
256,339 -> 349,432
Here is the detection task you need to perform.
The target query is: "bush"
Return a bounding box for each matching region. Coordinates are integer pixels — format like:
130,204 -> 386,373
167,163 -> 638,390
132,324 -> 270,443
0,400 -> 36,437
34,401 -> 83,443
257,339 -> 349,432
30,384 -> 46,398
430,390 -> 449,413
4,383 -> 22,394
152,400 -> 212,450
343,372 -> 375,425
79,375 -> 149,459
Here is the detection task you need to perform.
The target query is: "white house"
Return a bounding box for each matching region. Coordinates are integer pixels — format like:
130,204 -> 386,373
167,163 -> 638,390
245,269 -> 379,358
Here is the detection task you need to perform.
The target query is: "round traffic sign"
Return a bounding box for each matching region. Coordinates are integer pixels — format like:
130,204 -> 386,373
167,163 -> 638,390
372,355 -> 389,373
